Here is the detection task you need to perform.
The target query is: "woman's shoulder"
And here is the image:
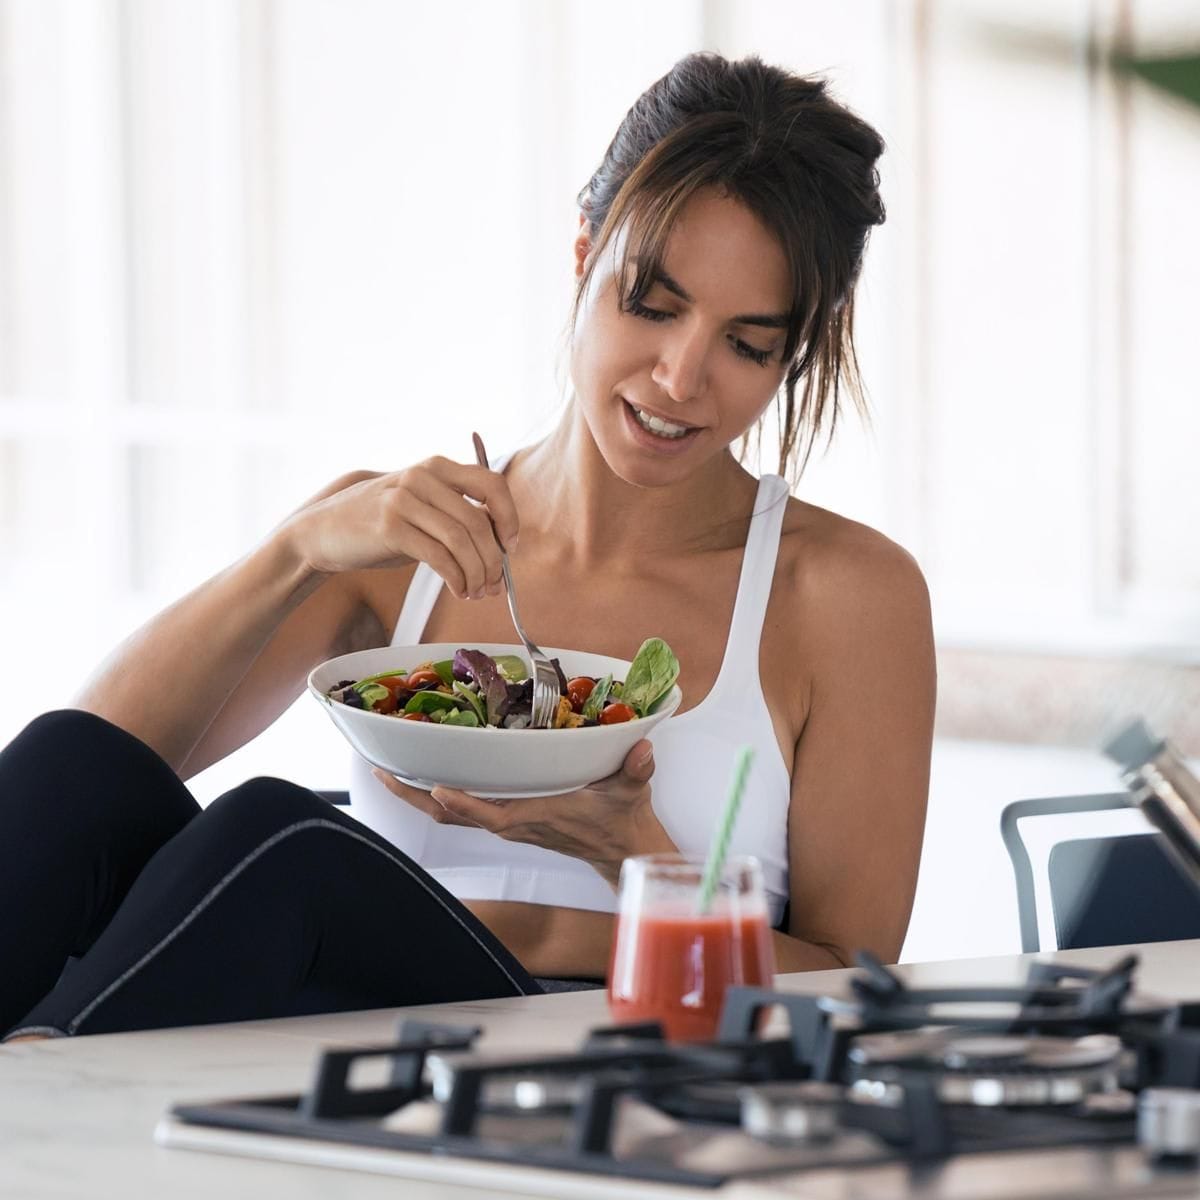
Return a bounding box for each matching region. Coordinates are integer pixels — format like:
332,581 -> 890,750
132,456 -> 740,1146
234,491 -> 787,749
776,496 -> 930,631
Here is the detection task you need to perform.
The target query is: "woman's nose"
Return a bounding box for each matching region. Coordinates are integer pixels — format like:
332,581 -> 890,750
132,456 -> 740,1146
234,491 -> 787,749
650,322 -> 709,405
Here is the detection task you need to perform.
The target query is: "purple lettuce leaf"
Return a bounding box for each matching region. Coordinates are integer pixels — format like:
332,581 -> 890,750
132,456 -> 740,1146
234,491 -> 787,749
454,648 -> 511,726
549,657 -> 569,695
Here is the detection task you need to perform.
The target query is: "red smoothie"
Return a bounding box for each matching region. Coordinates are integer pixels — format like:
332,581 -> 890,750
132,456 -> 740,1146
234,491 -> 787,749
607,908 -> 776,1043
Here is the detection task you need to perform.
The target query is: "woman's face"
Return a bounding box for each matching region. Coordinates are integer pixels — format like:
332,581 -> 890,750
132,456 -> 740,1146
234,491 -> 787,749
570,188 -> 791,488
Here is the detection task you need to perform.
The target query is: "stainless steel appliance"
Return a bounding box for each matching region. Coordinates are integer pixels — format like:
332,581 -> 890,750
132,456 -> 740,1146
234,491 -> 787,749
1105,717 -> 1200,890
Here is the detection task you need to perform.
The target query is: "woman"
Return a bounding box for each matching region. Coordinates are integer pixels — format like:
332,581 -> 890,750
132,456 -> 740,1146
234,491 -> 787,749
1,51 -> 934,1041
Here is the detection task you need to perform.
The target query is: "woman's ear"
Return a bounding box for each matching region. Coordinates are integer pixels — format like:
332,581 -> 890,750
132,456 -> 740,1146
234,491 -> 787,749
573,215 -> 593,279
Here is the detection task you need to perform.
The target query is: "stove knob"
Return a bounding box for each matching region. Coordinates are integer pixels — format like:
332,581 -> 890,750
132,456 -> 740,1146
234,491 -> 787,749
1138,1088 -> 1200,1159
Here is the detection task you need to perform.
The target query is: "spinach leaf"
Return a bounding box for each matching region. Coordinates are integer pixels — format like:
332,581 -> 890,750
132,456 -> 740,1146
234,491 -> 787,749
352,667 -> 410,688
404,690 -> 460,715
581,674 -> 613,721
619,638 -> 680,718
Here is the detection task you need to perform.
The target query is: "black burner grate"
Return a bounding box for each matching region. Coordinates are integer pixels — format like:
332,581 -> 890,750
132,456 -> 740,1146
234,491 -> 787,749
167,952 -> 1200,1189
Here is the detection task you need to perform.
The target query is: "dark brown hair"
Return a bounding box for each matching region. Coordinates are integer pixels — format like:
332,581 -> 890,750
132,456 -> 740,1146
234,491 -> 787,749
572,51 -> 885,480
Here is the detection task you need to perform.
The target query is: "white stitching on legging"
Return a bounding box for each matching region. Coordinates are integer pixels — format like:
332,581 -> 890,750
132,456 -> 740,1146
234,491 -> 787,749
1,1024 -> 68,1042
66,817 -> 534,1033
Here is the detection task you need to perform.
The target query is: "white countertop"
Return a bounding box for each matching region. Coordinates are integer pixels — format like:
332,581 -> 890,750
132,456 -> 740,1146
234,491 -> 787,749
5,940 -> 1200,1199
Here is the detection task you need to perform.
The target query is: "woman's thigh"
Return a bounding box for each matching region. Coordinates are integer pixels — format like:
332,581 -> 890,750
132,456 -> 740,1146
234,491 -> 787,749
10,776 -> 539,1038
0,709 -> 201,1034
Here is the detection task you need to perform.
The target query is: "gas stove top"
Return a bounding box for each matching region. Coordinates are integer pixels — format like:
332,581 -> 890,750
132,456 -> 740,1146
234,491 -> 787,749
156,953 -> 1200,1198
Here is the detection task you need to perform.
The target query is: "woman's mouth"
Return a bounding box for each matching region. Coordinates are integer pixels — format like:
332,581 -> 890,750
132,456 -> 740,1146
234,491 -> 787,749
621,400 -> 702,453
629,403 -> 692,439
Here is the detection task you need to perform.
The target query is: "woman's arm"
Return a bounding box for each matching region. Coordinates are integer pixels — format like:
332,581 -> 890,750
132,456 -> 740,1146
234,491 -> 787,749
74,460 -> 523,779
74,486 -> 364,776
778,534 -> 937,969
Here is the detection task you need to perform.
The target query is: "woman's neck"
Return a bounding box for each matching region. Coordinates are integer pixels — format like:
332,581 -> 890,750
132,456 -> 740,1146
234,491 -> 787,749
508,404 -> 760,572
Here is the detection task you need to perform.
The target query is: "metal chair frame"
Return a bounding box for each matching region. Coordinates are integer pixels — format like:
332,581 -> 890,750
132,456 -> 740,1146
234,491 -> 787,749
999,792 -> 1133,954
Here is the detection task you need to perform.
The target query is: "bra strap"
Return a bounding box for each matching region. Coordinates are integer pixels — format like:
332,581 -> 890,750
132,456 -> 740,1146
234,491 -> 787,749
707,474 -> 790,700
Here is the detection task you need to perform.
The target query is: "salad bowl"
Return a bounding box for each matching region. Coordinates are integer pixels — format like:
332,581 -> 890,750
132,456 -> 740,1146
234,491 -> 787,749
308,642 -> 682,799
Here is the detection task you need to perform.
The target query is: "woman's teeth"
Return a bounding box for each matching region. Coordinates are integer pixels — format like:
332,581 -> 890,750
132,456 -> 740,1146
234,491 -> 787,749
632,405 -> 691,439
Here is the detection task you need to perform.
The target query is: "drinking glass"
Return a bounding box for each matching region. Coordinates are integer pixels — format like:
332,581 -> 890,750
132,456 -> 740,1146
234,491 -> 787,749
607,852 -> 776,1043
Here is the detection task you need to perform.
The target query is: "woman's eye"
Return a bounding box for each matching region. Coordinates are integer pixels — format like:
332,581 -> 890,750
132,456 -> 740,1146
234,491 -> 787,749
626,297 -> 775,367
732,338 -> 774,368
625,298 -> 671,323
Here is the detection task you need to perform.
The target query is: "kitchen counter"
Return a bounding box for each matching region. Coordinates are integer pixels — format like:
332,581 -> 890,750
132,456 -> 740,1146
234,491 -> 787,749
5,940 -> 1200,1199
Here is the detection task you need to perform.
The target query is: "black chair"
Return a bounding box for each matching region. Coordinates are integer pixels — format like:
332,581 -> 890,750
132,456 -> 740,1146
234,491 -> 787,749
1000,792 -> 1200,953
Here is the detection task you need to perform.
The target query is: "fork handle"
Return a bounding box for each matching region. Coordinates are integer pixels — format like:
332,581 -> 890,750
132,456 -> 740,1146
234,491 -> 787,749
472,432 -> 532,647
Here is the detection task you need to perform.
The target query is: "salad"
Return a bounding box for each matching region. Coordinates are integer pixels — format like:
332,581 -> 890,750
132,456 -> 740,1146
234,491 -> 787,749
326,638 -> 680,731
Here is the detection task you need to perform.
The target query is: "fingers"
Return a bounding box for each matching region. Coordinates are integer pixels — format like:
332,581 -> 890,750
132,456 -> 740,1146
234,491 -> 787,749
430,787 -> 510,832
432,458 -> 521,553
414,474 -> 506,596
371,770 -> 481,827
621,739 -> 655,783
392,458 -> 518,599
388,523 -> 474,600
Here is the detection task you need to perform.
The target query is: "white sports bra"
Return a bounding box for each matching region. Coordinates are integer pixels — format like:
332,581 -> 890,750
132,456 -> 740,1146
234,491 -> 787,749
347,462 -> 793,925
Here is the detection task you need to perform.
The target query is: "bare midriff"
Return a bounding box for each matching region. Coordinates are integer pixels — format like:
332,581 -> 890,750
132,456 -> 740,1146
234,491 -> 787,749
463,900 -> 616,980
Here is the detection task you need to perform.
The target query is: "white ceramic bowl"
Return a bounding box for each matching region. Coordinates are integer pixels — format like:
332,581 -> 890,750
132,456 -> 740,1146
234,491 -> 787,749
307,642 -> 682,799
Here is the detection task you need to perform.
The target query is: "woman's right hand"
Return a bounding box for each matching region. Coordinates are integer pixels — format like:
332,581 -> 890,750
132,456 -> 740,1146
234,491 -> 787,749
278,457 -> 520,600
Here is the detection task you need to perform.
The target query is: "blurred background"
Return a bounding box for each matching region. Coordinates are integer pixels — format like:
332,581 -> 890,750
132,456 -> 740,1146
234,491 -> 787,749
1,0 -> 1197,962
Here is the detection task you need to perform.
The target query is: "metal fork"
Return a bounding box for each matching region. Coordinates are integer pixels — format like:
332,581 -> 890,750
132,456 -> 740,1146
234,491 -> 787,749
471,432 -> 561,730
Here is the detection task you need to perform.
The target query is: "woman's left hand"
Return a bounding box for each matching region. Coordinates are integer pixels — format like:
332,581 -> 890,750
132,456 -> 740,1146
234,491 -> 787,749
371,739 -> 676,886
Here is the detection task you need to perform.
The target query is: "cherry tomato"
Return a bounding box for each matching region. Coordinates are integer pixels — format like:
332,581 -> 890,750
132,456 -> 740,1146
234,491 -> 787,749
375,675 -> 409,690
373,691 -> 399,715
599,702 -> 636,725
401,711 -> 431,722
406,669 -> 443,689
566,677 -> 595,713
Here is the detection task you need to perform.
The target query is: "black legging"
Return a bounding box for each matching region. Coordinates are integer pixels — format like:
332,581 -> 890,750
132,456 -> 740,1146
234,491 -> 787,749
0,710 -> 543,1039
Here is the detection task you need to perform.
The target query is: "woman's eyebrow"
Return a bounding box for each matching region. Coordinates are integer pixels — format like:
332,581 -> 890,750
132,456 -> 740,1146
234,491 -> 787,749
651,267 -> 790,329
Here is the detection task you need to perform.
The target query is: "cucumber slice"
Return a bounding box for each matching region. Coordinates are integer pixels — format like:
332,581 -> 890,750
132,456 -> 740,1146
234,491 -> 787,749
356,683 -> 392,711
494,654 -> 529,683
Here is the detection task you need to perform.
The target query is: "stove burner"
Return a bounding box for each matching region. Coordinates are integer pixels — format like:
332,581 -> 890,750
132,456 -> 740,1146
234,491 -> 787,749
941,1036 -> 1036,1068
1082,1089 -> 1138,1117
425,1051 -> 587,1112
812,952 -> 1177,1037
739,1081 -> 842,1145
846,1030 -> 1123,1107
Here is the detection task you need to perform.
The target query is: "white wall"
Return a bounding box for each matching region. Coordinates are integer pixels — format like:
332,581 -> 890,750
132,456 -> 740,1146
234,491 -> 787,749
2,0 -> 1198,965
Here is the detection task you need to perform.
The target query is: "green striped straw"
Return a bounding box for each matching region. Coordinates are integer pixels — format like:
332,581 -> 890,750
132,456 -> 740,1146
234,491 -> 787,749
696,745 -> 755,915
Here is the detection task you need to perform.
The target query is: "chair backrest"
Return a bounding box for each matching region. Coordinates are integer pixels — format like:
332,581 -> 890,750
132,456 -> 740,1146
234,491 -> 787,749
1000,793 -> 1200,953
